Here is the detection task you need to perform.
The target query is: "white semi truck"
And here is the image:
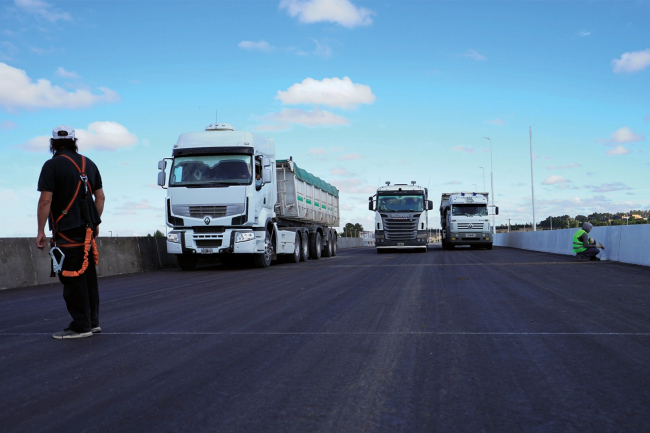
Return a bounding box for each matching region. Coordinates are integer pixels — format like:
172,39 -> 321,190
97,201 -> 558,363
157,123 -> 339,270
439,192 -> 497,250
369,182 -> 433,253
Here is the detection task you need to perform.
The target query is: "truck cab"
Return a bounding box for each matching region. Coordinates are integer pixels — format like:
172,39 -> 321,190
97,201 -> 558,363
369,182 -> 432,253
440,192 -> 496,250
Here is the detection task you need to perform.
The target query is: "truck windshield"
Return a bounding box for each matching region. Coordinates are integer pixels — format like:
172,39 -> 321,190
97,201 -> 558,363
452,204 -> 488,216
377,195 -> 424,212
170,155 -> 252,187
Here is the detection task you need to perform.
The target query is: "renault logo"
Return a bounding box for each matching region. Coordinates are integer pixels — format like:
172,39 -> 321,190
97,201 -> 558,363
468,223 -> 473,229
204,216 -> 211,225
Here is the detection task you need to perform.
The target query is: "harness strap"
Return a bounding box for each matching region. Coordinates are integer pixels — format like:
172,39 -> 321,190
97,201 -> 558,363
52,155 -> 89,227
60,228 -> 99,278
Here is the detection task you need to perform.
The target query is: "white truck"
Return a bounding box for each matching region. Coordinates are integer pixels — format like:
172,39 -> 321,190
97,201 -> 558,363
157,123 -> 339,270
368,182 -> 433,253
439,192 -> 497,250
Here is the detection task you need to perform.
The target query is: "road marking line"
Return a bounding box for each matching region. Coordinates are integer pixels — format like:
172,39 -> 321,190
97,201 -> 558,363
325,262 -> 600,267
2,331 -> 650,336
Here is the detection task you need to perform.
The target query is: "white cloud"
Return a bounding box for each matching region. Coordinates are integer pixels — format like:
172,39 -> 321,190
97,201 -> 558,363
336,178 -> 376,194
463,49 -> 486,61
598,126 -> 645,144
330,146 -> 344,152
309,147 -> 327,155
547,163 -> 581,169
55,67 -> 79,79
276,76 -> 375,109
0,63 -> 120,110
311,38 -> 332,58
452,146 -> 474,154
583,182 -> 631,193
578,30 -> 591,37
14,0 -> 71,22
238,40 -> 275,53
606,145 -> 632,155
612,49 -> 650,73
18,121 -> 138,152
279,0 -> 374,28
255,107 -> 350,131
487,118 -> 505,126
1,119 -> 18,130
336,153 -> 363,161
331,168 -> 354,177
542,175 -> 570,185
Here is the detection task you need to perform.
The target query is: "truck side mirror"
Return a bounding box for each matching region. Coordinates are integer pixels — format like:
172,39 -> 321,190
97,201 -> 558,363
495,206 -> 499,215
157,171 -> 166,187
368,198 -> 374,211
427,200 -> 433,210
261,157 -> 272,183
157,159 -> 171,189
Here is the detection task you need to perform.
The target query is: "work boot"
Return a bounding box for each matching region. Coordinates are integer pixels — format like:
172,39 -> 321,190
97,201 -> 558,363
589,256 -> 601,262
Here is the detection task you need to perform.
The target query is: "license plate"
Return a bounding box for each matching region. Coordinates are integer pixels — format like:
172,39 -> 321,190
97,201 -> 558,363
397,243 -> 404,246
466,234 -> 476,237
200,248 -> 213,254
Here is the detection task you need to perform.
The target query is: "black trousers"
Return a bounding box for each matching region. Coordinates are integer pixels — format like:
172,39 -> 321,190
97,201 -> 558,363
56,230 -> 99,333
577,246 -> 600,258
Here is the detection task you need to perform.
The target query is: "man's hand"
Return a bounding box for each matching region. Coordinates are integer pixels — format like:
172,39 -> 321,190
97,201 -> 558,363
36,232 -> 47,250
94,225 -> 99,238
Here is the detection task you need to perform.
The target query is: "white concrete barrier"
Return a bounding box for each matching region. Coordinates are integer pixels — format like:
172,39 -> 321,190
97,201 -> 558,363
494,225 -> 649,266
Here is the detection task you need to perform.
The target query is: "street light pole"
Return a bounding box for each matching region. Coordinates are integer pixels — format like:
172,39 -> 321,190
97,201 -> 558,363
483,137 -> 495,234
529,127 -> 536,231
479,166 -> 485,192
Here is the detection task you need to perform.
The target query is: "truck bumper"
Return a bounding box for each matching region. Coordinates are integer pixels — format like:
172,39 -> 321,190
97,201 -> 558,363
447,232 -> 492,245
166,228 -> 263,255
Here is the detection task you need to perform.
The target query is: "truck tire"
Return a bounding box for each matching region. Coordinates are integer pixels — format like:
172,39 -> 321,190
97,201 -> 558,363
177,255 -> 197,271
300,232 -> 309,262
285,232 -> 301,264
331,235 -> 338,257
486,244 -> 493,250
253,230 -> 273,268
309,232 -> 322,260
322,232 -> 332,257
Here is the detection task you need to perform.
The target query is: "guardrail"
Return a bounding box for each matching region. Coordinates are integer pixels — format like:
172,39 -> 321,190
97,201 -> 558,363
0,236 -> 368,291
494,225 -> 649,267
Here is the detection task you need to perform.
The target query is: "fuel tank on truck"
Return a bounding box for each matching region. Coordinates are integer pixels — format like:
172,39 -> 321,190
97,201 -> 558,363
275,159 -> 339,227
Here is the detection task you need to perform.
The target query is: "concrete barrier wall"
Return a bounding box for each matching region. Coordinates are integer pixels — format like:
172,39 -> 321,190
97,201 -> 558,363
0,237 -> 174,291
494,225 -> 649,266
0,236 -> 368,291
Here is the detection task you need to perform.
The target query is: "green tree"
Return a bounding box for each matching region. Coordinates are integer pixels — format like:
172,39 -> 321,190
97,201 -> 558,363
148,230 -> 165,237
341,223 -> 364,237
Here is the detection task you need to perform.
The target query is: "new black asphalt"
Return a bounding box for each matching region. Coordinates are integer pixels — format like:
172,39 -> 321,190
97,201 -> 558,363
1,246 -> 649,432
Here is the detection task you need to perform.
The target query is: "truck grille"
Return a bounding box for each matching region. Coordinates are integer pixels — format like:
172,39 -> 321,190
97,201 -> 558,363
195,239 -> 223,248
383,218 -> 418,240
172,204 -> 244,219
458,222 -> 484,230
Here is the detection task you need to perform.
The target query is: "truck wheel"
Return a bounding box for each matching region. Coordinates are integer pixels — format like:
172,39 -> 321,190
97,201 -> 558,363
322,232 -> 332,257
331,235 -> 338,257
486,244 -> 493,250
286,232 -> 301,264
299,232 -> 309,262
309,232 -> 322,260
177,255 -> 197,271
418,246 -> 427,253
253,230 -> 273,268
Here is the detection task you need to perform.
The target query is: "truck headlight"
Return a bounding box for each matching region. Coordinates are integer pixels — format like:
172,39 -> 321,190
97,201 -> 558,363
167,232 -> 181,243
417,233 -> 428,239
235,232 -> 255,243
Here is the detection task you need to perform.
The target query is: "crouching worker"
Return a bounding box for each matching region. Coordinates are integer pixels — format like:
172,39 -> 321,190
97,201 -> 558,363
35,126 -> 105,339
572,222 -> 601,262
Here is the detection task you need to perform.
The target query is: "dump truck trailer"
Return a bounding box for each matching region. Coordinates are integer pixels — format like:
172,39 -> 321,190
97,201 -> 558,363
157,123 -> 339,270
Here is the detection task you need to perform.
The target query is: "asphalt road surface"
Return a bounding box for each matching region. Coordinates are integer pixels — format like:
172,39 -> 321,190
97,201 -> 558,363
1,246 -> 649,432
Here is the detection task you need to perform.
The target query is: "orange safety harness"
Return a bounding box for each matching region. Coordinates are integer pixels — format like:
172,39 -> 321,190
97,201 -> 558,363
49,154 -> 99,277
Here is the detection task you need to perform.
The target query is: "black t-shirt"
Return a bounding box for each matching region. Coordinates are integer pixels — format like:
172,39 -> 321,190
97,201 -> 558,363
37,149 -> 103,232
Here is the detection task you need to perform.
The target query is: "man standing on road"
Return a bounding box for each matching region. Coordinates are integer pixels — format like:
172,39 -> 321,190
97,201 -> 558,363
572,222 -> 601,261
36,126 -> 106,339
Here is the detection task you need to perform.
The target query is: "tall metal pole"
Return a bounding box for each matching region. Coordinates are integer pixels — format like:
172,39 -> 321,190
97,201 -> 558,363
529,127 -> 536,231
479,166 -> 485,192
483,137 -> 495,234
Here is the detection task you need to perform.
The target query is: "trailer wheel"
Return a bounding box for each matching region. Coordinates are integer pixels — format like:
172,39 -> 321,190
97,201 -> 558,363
322,232 -> 333,257
331,235 -> 338,257
253,230 -> 273,268
177,255 -> 197,271
309,232 -> 322,260
285,232 -> 301,264
299,232 -> 309,262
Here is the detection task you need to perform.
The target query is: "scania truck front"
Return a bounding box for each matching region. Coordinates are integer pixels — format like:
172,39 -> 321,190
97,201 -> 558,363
157,123 -> 339,270
369,182 -> 433,253
439,192 -> 497,250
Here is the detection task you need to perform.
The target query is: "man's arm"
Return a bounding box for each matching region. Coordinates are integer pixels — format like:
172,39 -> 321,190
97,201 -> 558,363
36,191 -> 53,250
580,232 -> 590,248
94,188 -> 105,217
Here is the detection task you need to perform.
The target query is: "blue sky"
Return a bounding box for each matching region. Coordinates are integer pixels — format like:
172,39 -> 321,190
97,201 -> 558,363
1,0 -> 649,236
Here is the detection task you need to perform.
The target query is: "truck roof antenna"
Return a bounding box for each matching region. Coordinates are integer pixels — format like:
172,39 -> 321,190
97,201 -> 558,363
411,181 -> 416,185
385,181 -> 390,186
